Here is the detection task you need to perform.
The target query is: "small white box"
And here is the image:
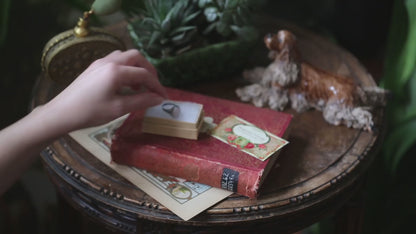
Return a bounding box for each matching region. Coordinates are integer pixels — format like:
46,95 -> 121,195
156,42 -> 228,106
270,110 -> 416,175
142,101 -> 204,140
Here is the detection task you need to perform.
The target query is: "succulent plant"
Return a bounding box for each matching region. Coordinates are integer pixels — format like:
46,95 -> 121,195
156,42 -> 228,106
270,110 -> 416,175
127,0 -> 259,59
198,0 -> 258,42
127,0 -> 201,58
126,0 -> 259,86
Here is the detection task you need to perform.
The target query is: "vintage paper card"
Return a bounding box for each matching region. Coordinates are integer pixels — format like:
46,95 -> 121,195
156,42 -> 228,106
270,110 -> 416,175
69,116 -> 232,221
210,115 -> 289,161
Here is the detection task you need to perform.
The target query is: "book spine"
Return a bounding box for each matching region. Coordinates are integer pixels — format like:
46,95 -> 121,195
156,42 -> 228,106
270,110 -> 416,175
111,142 -> 262,198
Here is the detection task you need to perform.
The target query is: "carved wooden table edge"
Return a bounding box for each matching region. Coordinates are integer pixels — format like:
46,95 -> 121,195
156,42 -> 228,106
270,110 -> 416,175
33,18 -> 386,233
38,125 -> 383,233
34,73 -> 385,233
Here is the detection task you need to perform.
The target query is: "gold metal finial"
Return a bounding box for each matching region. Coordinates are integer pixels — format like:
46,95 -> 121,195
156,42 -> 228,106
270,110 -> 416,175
74,10 -> 94,37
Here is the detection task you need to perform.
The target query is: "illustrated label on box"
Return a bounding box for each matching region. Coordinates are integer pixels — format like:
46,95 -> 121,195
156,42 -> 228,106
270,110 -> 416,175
210,115 -> 289,161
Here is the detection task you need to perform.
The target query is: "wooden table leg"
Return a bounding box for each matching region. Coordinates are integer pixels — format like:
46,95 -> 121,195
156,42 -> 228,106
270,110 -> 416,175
334,180 -> 366,234
56,192 -> 118,234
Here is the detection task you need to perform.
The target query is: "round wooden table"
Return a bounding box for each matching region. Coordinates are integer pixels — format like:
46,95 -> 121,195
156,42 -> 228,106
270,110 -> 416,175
32,20 -> 385,233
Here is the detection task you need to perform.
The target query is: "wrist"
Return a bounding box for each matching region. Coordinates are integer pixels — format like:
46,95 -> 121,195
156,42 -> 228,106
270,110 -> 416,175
29,104 -> 76,140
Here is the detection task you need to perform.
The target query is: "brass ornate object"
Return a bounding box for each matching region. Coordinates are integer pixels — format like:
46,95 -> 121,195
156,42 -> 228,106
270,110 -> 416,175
41,1 -> 125,86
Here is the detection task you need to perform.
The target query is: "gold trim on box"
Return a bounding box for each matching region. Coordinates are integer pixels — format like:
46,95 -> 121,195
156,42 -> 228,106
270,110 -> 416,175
41,14 -> 125,86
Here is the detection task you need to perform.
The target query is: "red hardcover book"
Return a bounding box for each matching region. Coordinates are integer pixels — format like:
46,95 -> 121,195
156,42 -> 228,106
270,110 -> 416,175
111,88 -> 292,198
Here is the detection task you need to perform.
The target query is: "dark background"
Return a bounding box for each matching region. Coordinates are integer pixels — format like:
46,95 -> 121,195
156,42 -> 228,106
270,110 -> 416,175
0,0 -> 394,127
1,0 -> 405,233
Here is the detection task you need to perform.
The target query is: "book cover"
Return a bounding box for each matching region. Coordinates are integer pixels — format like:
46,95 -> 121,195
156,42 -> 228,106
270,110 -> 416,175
111,88 -> 292,198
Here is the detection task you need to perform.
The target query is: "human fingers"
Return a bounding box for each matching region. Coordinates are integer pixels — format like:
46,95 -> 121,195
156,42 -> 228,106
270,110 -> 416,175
102,49 -> 158,77
115,66 -> 168,99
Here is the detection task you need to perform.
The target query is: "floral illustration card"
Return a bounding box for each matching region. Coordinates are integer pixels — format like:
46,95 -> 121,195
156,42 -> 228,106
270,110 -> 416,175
210,115 -> 289,161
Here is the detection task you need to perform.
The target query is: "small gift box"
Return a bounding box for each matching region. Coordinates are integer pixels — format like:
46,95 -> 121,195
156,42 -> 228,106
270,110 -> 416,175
142,101 -> 204,140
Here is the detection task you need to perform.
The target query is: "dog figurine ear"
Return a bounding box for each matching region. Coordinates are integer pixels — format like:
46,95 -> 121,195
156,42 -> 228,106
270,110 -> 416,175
264,30 -> 297,52
277,30 -> 296,50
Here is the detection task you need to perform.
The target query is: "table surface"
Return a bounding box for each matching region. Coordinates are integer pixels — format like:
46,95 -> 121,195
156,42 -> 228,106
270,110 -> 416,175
32,19 -> 385,233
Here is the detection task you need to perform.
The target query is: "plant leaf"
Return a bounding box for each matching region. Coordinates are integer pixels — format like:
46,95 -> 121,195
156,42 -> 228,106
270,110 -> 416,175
408,68 -> 416,107
401,0 -> 416,80
147,0 -> 162,24
165,0 -> 181,22
384,119 -> 416,173
381,0 -> 416,100
198,0 -> 213,8
202,21 -> 217,34
171,31 -> 187,42
216,21 -> 231,36
148,31 -> 162,48
380,0 -> 416,175
170,26 -> 196,35
217,0 -> 225,9
127,23 -> 140,43
91,0 -> 121,15
204,7 -> 219,22
398,70 -> 416,123
226,0 -> 239,9
182,11 -> 200,24
161,17 -> 172,32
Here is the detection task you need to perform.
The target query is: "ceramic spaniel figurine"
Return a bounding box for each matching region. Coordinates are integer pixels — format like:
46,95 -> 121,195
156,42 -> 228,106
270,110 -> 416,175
236,30 -> 387,131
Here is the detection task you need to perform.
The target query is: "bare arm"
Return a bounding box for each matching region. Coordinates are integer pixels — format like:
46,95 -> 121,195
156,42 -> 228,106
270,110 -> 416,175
0,49 -> 167,194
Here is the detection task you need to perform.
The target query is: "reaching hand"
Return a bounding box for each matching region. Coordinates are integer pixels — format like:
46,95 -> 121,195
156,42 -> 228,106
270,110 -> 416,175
43,49 -> 168,132
0,49 -> 167,194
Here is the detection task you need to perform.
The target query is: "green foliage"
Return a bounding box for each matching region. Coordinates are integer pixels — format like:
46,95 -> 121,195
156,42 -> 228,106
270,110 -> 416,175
0,0 -> 11,47
152,39 -> 256,86
127,0 -> 258,59
128,0 -> 201,58
198,0 -> 258,41
380,0 -> 416,173
91,0 -> 122,15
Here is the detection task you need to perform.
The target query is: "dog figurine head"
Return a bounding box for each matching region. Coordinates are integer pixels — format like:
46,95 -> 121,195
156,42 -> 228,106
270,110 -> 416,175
261,30 -> 301,87
264,30 -> 297,61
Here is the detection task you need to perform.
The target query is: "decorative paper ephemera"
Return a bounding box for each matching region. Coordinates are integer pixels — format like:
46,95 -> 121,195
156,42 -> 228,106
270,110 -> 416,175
69,116 -> 231,221
210,115 -> 289,161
